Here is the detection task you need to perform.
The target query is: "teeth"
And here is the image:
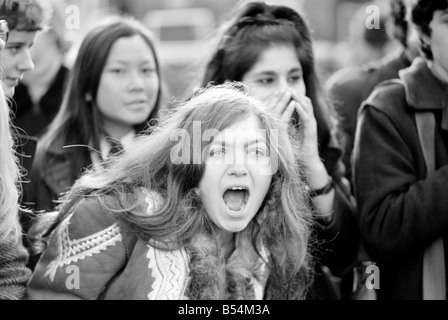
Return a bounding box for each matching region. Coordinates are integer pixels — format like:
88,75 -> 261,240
229,187 -> 247,191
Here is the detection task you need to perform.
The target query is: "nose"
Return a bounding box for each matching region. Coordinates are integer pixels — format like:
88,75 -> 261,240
128,69 -> 144,92
279,78 -> 294,92
18,48 -> 35,73
227,163 -> 248,177
227,150 -> 248,177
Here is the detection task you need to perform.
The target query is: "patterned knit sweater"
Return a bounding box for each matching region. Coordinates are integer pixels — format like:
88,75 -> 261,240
27,191 -> 274,300
0,232 -> 32,300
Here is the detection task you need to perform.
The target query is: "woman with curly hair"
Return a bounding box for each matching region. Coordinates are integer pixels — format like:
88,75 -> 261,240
200,1 -> 359,299
26,83 -> 314,300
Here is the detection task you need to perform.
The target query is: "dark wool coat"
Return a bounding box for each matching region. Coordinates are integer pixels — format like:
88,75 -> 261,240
353,57 -> 448,299
12,66 -> 69,138
327,49 -> 411,182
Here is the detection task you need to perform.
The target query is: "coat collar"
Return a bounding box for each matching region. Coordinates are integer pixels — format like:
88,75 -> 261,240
400,57 -> 448,130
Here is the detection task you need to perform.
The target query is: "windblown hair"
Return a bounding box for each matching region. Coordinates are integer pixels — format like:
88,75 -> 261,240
0,85 -> 21,241
409,0 -> 448,59
42,83 -> 314,299
0,0 -> 52,32
201,1 -> 333,148
34,16 -> 163,174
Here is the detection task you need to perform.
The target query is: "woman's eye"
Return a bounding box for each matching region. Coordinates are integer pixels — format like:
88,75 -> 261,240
289,74 -> 302,83
142,67 -> 155,74
248,148 -> 267,158
110,68 -> 124,74
257,78 -> 274,85
209,148 -> 225,157
6,46 -> 20,54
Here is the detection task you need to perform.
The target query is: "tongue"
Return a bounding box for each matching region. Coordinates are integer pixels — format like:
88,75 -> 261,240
223,190 -> 245,211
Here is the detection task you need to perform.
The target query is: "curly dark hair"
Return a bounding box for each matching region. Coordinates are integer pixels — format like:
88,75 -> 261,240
0,0 -> 51,32
409,0 -> 448,59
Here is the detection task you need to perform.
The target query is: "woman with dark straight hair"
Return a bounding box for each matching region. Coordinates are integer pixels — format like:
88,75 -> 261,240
23,17 -> 164,267
201,1 -> 359,299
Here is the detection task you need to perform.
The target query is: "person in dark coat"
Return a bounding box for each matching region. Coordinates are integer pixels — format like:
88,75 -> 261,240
326,0 -> 420,183
353,0 -> 448,299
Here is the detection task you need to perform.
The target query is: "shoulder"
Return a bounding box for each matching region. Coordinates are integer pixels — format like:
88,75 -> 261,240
32,196 -> 130,280
64,196 -> 121,238
357,80 -> 417,147
65,189 -> 164,240
361,79 -> 407,116
27,195 -> 132,300
326,67 -> 367,92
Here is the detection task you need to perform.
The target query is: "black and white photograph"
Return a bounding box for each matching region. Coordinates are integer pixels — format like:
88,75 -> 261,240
0,0 -> 447,307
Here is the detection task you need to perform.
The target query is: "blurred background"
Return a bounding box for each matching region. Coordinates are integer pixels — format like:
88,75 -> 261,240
58,0 -> 398,104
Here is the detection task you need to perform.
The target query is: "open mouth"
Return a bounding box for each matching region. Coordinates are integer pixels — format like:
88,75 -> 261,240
223,187 -> 249,213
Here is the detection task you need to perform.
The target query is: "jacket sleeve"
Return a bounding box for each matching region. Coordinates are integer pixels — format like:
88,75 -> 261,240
315,177 -> 360,270
26,197 -> 128,300
0,232 -> 32,300
353,105 -> 448,262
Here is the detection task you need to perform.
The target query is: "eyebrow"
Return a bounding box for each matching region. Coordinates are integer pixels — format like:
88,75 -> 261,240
210,138 -> 268,148
245,138 -> 267,147
5,41 -> 27,46
106,60 -> 155,65
253,67 -> 302,75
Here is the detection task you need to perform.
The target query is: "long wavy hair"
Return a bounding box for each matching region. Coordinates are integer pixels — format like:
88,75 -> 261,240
34,16 -> 163,172
0,85 -> 21,241
201,1 -> 333,149
43,83 -> 314,299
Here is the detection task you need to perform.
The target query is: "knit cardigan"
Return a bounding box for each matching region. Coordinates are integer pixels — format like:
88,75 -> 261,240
0,231 -> 32,300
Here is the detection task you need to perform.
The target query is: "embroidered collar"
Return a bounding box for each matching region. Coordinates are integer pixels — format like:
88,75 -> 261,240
400,57 -> 448,130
